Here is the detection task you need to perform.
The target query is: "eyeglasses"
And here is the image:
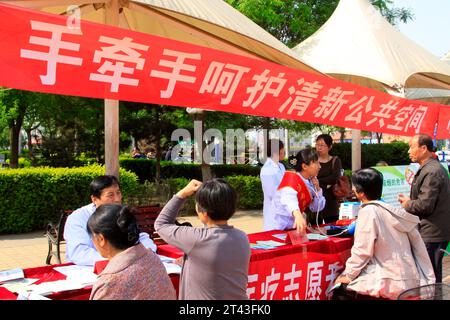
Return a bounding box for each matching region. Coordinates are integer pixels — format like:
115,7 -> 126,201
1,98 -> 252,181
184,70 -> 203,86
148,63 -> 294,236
315,144 -> 328,148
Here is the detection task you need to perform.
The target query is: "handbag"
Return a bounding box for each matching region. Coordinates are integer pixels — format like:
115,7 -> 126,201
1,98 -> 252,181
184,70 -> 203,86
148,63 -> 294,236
331,157 -> 352,200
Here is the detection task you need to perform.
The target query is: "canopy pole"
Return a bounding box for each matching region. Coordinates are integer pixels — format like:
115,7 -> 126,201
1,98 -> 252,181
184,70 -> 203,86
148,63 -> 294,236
351,129 -> 361,172
104,0 -> 120,178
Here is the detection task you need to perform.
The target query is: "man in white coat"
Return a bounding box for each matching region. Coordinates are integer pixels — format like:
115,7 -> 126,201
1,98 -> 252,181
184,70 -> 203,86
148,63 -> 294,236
261,139 -> 286,231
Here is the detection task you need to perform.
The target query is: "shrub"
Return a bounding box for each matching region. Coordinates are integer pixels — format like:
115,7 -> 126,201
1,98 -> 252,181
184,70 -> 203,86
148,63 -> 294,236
224,175 -> 263,210
0,165 -> 138,233
331,142 -> 409,169
119,159 -> 262,182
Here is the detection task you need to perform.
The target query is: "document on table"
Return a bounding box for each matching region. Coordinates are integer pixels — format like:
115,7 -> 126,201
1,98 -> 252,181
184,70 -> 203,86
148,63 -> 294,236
271,233 -> 288,241
256,240 -> 285,247
53,265 -> 98,286
17,291 -> 52,300
307,233 -> 328,241
0,278 -> 39,293
24,279 -> 87,296
159,255 -> 182,274
0,268 -> 24,283
250,240 -> 286,250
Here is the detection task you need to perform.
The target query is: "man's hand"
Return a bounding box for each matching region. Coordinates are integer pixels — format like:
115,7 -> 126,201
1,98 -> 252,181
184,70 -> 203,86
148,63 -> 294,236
398,193 -> 410,209
176,179 -> 202,199
292,210 -> 307,235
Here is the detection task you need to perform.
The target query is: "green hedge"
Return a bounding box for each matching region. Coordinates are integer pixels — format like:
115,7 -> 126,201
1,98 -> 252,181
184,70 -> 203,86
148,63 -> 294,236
331,142 -> 409,169
163,175 -> 263,211
0,165 -> 138,233
119,159 -> 261,183
225,175 -> 263,210
138,175 -> 264,215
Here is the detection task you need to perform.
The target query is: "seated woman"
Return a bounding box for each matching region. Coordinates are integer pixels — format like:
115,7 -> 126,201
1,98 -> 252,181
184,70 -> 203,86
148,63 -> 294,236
155,179 -> 251,300
333,168 -> 435,300
270,148 -> 326,234
88,204 -> 176,300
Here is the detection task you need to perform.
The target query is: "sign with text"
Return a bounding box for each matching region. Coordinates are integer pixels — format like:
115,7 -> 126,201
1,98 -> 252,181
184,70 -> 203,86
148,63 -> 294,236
374,163 -> 450,207
246,250 -> 351,300
0,3 -> 449,138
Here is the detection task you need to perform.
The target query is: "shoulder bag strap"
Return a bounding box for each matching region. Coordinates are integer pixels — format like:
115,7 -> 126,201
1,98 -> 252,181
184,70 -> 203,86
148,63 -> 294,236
362,202 -> 430,284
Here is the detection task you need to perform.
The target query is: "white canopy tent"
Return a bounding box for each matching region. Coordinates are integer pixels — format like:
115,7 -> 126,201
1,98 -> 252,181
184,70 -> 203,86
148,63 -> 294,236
406,53 -> 450,105
292,0 -> 450,170
3,0 -> 321,177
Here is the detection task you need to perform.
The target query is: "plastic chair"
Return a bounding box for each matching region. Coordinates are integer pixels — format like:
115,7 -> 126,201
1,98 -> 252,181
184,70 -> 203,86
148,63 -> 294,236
397,283 -> 450,300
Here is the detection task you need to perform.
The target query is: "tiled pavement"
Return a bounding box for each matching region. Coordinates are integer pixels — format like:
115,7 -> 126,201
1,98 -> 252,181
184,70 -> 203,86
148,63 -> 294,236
0,209 -> 449,284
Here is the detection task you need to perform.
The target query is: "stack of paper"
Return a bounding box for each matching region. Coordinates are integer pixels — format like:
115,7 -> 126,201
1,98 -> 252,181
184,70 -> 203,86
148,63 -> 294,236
0,278 -> 38,293
0,268 -> 24,283
307,233 -> 328,241
53,265 -> 98,286
16,292 -> 52,300
250,240 -> 286,250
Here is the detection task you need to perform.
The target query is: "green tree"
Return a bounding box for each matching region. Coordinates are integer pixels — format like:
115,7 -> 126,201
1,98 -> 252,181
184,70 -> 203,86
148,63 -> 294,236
0,88 -> 38,168
121,103 -> 192,180
226,0 -> 413,139
226,0 -> 412,47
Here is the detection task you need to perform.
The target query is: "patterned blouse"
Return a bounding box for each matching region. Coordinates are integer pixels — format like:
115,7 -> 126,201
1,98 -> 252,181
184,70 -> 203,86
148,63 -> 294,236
90,243 -> 176,300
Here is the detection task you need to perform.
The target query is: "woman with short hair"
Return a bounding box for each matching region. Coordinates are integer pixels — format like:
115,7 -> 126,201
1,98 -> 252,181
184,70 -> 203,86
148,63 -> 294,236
333,168 -> 435,300
155,179 -> 251,300
88,204 -> 176,300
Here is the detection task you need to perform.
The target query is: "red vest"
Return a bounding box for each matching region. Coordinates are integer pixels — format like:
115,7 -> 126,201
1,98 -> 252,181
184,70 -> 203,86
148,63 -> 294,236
277,171 -> 312,212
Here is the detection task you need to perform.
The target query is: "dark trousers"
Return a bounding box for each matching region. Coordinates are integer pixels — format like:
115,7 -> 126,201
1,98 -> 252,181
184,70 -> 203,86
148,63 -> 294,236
331,284 -> 389,301
425,241 -> 449,283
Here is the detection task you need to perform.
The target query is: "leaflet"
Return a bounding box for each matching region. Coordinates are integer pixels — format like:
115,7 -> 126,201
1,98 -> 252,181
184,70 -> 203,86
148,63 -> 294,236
0,268 -> 24,283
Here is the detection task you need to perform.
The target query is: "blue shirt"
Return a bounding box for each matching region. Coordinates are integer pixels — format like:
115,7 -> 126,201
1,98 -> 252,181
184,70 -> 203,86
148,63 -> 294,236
63,203 -> 157,266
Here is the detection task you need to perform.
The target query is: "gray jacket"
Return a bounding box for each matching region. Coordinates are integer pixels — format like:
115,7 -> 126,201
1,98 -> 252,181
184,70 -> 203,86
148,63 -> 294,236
405,158 -> 450,242
155,195 -> 251,300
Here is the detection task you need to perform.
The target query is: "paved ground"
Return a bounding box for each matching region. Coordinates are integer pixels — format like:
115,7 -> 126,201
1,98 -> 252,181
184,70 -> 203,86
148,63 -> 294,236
0,209 -> 449,284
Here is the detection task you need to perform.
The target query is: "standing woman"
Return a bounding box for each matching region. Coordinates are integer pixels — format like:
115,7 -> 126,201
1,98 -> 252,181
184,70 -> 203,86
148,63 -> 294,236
88,204 -> 176,300
261,139 -> 286,231
315,134 -> 342,224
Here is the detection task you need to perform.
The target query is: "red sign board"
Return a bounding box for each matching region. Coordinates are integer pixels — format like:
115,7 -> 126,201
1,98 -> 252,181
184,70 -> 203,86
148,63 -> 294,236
0,3 -> 448,138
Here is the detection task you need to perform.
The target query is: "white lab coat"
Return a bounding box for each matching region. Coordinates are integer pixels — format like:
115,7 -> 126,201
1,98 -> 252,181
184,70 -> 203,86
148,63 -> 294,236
260,157 -> 285,231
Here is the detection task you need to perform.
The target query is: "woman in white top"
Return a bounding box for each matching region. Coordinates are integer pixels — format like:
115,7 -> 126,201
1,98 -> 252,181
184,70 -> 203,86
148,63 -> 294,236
261,139 -> 286,231
269,148 -> 325,234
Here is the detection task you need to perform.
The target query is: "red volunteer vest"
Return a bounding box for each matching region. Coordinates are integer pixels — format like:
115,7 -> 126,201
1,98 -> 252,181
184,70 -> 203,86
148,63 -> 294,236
277,171 -> 312,212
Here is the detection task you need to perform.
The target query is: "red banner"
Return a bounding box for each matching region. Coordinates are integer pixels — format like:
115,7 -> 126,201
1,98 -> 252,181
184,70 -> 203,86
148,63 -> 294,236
247,250 -> 351,300
0,3 -> 449,138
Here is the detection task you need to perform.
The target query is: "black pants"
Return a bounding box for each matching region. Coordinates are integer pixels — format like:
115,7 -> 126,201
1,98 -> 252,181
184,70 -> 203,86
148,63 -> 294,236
425,241 -> 449,283
331,284 -> 389,301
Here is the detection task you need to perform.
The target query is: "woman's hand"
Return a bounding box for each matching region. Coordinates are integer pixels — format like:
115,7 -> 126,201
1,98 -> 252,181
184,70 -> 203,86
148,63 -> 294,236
311,176 -> 320,192
335,274 -> 351,285
292,210 -> 307,235
176,179 -> 202,199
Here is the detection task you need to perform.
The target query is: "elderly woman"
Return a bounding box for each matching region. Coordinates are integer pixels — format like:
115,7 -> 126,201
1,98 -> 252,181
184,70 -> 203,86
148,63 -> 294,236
333,168 -> 435,300
155,178 -> 251,300
88,204 -> 176,300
